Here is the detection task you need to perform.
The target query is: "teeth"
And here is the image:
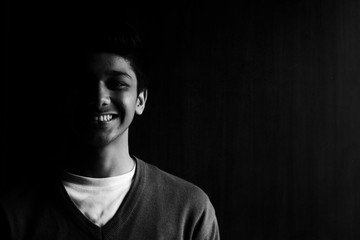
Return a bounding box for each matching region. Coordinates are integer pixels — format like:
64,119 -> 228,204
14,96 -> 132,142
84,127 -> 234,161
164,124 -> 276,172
94,115 -> 113,122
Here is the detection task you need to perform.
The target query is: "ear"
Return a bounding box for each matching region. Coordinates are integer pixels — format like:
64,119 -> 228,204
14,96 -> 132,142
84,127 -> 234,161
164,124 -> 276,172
135,89 -> 147,115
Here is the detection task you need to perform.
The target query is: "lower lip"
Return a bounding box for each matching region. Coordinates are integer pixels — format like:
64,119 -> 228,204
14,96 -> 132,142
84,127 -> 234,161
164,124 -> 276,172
89,117 -> 118,126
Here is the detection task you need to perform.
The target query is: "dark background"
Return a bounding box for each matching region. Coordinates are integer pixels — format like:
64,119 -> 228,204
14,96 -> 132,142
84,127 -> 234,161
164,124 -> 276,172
2,0 -> 360,239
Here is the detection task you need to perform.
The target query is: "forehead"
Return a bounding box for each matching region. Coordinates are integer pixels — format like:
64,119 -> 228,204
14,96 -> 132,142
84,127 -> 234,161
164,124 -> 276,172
87,52 -> 134,74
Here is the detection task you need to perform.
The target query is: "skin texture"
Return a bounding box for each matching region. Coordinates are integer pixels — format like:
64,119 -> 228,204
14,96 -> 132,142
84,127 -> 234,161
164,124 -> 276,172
64,52 -> 147,178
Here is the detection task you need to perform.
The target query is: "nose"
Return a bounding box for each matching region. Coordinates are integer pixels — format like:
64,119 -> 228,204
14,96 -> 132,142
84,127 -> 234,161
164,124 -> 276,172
96,80 -> 111,108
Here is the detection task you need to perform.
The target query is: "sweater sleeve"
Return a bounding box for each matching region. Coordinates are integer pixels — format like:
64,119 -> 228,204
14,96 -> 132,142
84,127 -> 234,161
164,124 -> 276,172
194,197 -> 220,240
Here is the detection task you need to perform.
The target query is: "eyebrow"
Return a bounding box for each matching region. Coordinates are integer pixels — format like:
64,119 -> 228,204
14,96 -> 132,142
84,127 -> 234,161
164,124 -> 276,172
105,70 -> 132,79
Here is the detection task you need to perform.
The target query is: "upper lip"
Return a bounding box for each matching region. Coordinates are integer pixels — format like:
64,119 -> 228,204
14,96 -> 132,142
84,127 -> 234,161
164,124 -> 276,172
93,112 -> 118,116
87,112 -> 119,118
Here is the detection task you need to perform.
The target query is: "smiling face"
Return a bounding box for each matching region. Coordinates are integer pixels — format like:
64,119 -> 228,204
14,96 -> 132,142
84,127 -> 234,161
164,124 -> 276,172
65,52 -> 147,147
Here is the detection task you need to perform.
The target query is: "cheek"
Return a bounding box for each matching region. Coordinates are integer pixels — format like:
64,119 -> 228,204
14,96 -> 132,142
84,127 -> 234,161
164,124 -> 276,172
113,93 -> 137,114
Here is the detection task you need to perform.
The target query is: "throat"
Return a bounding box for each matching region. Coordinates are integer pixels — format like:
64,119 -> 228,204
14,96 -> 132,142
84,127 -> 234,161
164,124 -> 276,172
66,142 -> 134,178
88,156 -> 134,178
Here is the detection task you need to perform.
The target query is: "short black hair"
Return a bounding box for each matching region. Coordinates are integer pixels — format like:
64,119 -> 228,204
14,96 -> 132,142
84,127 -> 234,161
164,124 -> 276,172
62,22 -> 148,94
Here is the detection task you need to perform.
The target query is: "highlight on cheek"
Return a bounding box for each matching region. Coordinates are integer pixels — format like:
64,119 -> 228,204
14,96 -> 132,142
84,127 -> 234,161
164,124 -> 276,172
120,93 -> 137,107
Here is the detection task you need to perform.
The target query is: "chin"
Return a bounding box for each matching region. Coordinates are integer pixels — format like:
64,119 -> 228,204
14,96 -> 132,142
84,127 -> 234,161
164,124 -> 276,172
85,135 -> 115,147
72,123 -> 128,147
86,130 -> 126,147
86,138 -> 109,147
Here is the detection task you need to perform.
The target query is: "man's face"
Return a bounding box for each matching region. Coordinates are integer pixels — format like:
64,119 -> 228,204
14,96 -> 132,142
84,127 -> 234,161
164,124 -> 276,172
65,52 -> 146,147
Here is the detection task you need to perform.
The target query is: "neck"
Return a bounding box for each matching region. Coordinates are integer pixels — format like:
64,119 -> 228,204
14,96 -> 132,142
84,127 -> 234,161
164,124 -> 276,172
65,130 -> 134,178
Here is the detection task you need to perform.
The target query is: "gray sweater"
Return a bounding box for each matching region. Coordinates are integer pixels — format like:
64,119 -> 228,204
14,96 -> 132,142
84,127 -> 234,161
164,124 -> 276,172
1,158 -> 220,240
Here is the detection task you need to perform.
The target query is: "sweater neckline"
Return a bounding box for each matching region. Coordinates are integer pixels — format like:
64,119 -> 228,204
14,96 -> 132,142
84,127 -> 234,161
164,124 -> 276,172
57,156 -> 147,234
62,163 -> 136,189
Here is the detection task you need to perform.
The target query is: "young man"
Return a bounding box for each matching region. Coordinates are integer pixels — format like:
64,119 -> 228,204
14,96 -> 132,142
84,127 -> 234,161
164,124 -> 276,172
1,23 -> 220,239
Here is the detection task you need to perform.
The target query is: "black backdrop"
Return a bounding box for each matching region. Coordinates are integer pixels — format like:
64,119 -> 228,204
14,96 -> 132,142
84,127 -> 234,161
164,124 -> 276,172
2,0 -> 360,239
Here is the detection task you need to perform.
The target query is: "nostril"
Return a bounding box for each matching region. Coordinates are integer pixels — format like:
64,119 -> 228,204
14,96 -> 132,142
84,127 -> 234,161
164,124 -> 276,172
100,97 -> 111,107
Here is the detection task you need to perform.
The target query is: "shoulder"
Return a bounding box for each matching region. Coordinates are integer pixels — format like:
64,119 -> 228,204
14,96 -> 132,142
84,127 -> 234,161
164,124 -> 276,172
135,158 -> 220,239
1,182 -> 42,210
144,160 -> 206,194
137,158 -> 211,204
0,178 -> 61,224
0,183 -> 45,238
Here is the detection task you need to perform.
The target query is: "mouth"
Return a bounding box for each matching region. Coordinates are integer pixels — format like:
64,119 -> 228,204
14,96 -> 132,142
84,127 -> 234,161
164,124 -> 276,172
90,113 -> 119,124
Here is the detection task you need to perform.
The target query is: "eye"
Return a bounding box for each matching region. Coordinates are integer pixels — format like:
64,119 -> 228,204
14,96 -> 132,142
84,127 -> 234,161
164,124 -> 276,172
106,78 -> 129,90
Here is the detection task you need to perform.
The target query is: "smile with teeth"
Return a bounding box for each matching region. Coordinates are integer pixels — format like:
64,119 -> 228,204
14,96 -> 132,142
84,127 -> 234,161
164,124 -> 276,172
94,114 -> 115,122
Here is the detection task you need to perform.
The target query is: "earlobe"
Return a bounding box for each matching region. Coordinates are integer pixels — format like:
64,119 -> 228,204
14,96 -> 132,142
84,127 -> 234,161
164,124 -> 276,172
135,90 -> 147,115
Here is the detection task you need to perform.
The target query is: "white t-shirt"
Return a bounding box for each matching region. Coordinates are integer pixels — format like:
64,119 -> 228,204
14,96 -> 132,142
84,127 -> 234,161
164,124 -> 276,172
62,164 -> 136,227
